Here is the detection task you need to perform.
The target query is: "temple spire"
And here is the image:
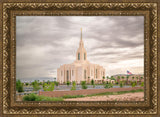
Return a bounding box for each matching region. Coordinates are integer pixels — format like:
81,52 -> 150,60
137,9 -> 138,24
81,28 -> 82,40
79,28 -> 84,47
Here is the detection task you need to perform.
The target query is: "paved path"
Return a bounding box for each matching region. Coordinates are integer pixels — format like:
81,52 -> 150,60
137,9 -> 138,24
64,92 -> 144,101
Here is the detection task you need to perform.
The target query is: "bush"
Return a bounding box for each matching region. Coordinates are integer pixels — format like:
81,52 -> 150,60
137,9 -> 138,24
71,81 -> 76,90
81,81 -> 88,89
54,81 -> 59,86
43,82 -> 55,91
32,80 -> 41,91
66,81 -> 70,86
131,81 -> 136,87
16,80 -> 24,92
141,82 -> 144,87
104,84 -> 110,88
25,83 -> 29,86
109,82 -> 113,88
104,82 -> 113,88
23,93 -> 37,101
23,93 -> 63,101
91,79 -> 95,88
120,81 -> 123,88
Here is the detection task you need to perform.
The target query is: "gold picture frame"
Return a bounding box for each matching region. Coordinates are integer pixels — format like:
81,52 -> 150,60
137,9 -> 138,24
0,0 -> 159,116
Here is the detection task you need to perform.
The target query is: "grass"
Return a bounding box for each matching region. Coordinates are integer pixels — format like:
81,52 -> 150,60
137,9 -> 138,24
23,89 -> 144,101
87,89 -> 144,97
62,95 -> 85,99
23,93 -> 63,101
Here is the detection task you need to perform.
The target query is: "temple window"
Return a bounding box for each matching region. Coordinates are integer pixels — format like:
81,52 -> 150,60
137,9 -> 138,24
84,70 -> 86,79
78,53 -> 80,60
67,70 -> 69,81
84,53 -> 86,60
96,69 -> 98,78
72,70 -> 74,76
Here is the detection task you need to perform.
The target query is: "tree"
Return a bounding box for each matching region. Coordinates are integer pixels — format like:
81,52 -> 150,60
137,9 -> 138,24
81,81 -> 88,89
121,76 -> 125,80
110,76 -> 115,80
104,82 -> 113,89
32,80 -> 41,91
71,81 -> 76,90
54,81 -> 59,86
131,81 -> 136,87
25,82 -> 29,86
120,81 -> 123,88
91,79 -> 95,88
43,82 -> 55,91
102,76 -> 105,84
47,80 -> 50,84
126,76 -> 129,85
136,77 -> 139,81
132,77 -> 135,80
16,80 -> 24,92
39,82 -> 43,85
141,82 -> 144,87
66,81 -> 70,86
117,76 -> 121,83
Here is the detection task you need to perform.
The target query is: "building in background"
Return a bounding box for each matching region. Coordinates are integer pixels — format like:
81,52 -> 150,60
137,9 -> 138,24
111,74 -> 144,84
57,29 -> 105,84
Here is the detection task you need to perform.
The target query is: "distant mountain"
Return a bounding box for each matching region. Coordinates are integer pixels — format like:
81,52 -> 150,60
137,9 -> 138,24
111,74 -> 144,77
17,77 -> 56,83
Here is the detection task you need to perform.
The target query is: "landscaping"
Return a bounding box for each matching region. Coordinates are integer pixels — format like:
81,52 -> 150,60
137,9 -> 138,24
23,88 -> 144,101
16,75 -> 144,101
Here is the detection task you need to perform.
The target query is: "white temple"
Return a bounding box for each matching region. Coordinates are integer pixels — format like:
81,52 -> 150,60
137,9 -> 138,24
57,29 -> 105,84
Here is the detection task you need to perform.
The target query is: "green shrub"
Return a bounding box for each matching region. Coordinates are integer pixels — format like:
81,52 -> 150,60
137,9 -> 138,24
32,80 -> 41,91
66,81 -> 70,86
81,81 -> 88,89
54,81 -> 59,86
104,84 -> 110,88
71,81 -> 76,90
109,82 -> 113,88
104,82 -> 113,88
25,83 -> 29,86
141,82 -> 144,87
16,80 -> 24,92
43,82 -> 55,91
91,79 -> 95,88
23,93 -> 63,101
120,81 -> 123,88
23,93 -> 38,101
91,79 -> 94,86
131,82 -> 136,87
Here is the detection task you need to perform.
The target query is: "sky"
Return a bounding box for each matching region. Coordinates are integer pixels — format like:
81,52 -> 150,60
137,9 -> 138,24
16,16 -> 144,80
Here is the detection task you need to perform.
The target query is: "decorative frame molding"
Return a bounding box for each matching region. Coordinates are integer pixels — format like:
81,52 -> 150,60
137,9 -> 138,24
0,0 -> 159,116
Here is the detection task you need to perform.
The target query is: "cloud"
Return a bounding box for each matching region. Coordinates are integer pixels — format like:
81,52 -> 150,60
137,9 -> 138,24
16,16 -> 144,79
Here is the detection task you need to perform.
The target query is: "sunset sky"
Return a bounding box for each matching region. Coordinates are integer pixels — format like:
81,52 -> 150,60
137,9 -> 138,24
16,16 -> 144,81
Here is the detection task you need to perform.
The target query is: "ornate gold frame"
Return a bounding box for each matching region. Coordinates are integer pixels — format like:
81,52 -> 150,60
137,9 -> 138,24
0,0 -> 160,116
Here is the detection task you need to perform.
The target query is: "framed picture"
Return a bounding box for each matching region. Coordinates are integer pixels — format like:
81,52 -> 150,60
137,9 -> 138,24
0,0 -> 159,116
